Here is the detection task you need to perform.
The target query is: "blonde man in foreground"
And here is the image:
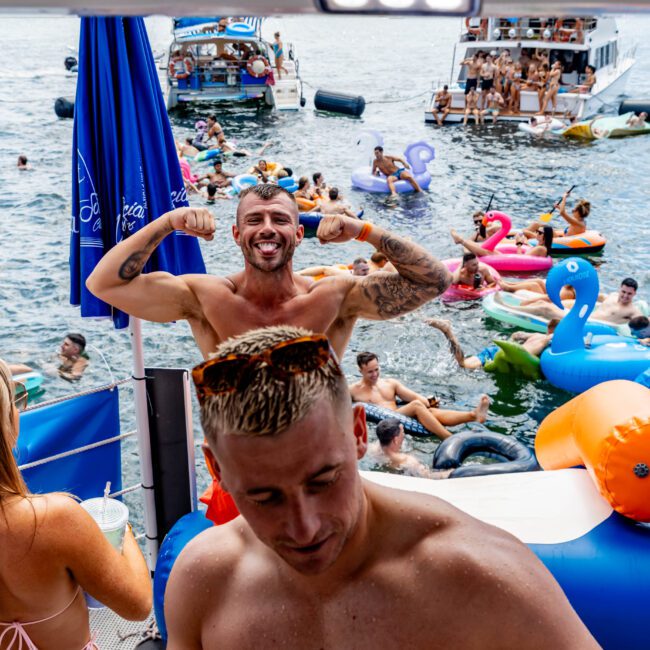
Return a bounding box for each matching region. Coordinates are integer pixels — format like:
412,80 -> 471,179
165,325 -> 598,650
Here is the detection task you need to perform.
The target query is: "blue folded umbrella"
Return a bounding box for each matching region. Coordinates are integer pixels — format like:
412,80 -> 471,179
70,17 -> 205,329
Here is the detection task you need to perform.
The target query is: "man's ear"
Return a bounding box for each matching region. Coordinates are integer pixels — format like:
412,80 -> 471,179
201,442 -> 224,486
295,222 -> 305,246
352,404 -> 368,460
232,223 -> 241,247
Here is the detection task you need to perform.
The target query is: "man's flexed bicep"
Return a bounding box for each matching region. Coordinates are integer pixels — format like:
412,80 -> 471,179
341,228 -> 451,320
86,207 -> 214,323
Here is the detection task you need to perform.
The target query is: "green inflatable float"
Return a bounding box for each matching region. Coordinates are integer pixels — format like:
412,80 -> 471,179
483,339 -> 543,381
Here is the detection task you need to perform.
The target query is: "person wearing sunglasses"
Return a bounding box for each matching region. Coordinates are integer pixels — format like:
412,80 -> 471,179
164,325 -> 597,650
0,359 -> 152,649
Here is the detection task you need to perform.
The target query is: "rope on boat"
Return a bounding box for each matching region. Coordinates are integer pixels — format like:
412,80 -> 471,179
22,378 -> 131,412
17,430 -> 136,470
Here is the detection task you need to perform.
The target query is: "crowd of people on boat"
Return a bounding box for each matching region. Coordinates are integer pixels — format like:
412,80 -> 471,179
431,47 -> 597,124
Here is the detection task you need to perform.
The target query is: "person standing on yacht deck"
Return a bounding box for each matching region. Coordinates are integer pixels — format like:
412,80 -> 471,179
273,32 -> 288,79
481,87 -> 506,123
371,146 -> 422,197
479,54 -> 497,109
460,52 -> 482,96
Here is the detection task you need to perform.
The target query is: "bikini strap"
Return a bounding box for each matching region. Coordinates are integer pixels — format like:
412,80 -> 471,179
0,586 -> 82,628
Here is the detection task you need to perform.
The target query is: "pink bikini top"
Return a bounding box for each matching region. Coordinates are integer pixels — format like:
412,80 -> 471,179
0,587 -> 98,650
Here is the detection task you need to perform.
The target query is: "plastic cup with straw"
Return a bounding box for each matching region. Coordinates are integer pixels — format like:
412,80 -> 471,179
540,185 -> 577,223
81,481 -> 129,552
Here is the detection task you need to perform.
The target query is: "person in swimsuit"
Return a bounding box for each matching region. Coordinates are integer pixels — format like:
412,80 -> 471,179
451,253 -> 498,289
481,88 -> 505,123
524,192 -> 590,238
371,146 -> 422,197
0,359 -> 151,650
460,53 -> 482,96
463,87 -> 481,125
570,64 -> 596,94
272,31 -> 288,79
431,85 -> 452,126
479,54 -> 496,109
508,61 -> 523,113
626,111 -> 648,128
349,351 -> 490,440
206,114 -> 225,143
450,225 -> 553,258
540,60 -> 563,114
427,318 -> 558,370
536,63 -> 550,112
215,132 -> 273,158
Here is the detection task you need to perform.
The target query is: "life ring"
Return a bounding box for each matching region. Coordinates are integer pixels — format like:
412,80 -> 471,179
226,22 -> 255,37
465,17 -> 488,37
433,430 -> 539,478
246,55 -> 270,78
359,402 -> 431,437
231,174 -> 259,194
441,258 -> 501,302
554,18 -> 583,42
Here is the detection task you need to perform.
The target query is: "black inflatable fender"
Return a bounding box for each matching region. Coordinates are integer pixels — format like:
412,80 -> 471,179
433,430 -> 539,478
54,97 -> 75,119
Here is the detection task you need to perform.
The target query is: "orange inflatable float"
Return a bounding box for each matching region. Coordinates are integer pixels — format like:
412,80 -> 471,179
535,379 -> 650,521
296,196 -> 319,212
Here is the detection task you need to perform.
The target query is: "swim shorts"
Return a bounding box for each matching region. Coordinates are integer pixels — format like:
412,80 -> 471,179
476,344 -> 499,367
389,168 -> 407,181
464,78 -> 478,94
480,78 -> 493,91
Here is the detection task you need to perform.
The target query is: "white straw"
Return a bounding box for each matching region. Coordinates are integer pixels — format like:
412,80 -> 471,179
101,481 -> 111,524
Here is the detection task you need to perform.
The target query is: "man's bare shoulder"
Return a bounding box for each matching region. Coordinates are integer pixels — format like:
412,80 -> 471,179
184,273 -> 236,294
366,482 -> 597,648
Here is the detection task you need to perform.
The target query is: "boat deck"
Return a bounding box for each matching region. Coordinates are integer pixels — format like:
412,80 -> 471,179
426,106 -> 570,124
89,609 -> 161,649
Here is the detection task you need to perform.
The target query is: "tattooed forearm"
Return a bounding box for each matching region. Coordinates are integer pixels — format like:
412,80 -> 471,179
377,233 -> 450,290
117,230 -> 169,281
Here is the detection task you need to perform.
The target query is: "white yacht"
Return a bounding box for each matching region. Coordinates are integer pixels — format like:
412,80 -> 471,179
166,17 -> 303,111
425,16 -> 635,123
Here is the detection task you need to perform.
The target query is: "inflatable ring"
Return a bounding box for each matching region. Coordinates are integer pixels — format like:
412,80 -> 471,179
194,148 -> 221,163
231,174 -> 258,194
360,402 -> 431,437
300,211 -> 364,239
465,17 -> 488,37
246,55 -> 270,78
441,258 -> 501,302
433,430 -> 539,478
296,197 -> 319,212
153,510 -> 214,641
483,339 -> 543,380
13,371 -> 44,396
278,176 -> 298,193
547,230 -> 607,255
226,22 -> 256,37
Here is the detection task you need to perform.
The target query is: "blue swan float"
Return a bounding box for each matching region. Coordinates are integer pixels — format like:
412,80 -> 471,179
351,139 -> 435,194
540,257 -> 650,393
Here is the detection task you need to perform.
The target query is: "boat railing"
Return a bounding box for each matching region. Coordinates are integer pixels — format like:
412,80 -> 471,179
17,380 -> 148,542
462,18 -> 595,46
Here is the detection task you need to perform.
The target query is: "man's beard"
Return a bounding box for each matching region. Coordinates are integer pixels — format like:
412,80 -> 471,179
244,239 -> 296,273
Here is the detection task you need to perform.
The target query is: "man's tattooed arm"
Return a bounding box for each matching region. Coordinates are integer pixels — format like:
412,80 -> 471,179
344,230 -> 451,320
118,228 -> 172,281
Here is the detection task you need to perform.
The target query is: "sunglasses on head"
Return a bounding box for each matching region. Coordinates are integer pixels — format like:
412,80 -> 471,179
13,381 -> 28,412
192,335 -> 339,403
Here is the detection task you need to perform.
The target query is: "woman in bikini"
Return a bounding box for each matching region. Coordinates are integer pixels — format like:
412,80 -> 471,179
541,60 -> 563,114
0,360 -> 151,650
508,61 -> 523,114
450,225 -> 553,259
536,63 -> 549,112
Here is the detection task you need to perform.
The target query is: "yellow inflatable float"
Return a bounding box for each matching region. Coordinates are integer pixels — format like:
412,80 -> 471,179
535,379 -> 650,521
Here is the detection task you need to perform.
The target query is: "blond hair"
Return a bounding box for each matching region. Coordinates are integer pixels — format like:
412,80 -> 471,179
198,326 -> 347,446
0,359 -> 29,511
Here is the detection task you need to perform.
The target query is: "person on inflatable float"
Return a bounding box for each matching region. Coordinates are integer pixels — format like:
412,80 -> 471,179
86,185 -> 452,525
427,318 -> 558,370
451,253 -> 498,290
451,224 -> 553,258
164,325 -> 598,649
372,146 -> 422,197
523,192 -> 590,238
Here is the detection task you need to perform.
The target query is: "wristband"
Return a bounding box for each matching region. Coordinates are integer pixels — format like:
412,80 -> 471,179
355,222 -> 373,243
